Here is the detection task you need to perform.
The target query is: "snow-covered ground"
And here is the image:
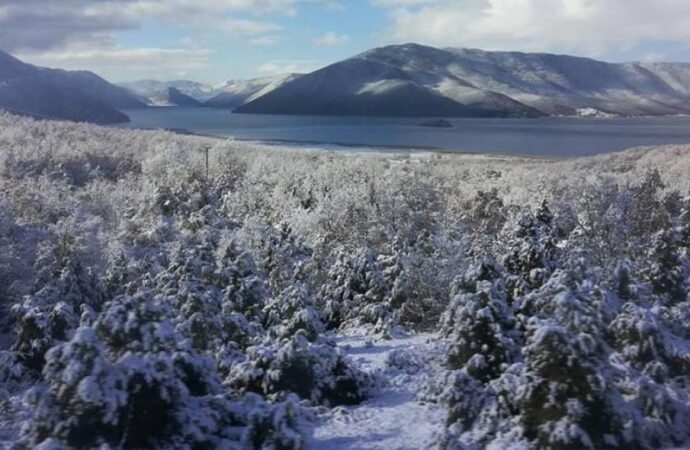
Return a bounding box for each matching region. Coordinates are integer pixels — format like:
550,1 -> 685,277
2,113 -> 690,449
313,334 -> 445,450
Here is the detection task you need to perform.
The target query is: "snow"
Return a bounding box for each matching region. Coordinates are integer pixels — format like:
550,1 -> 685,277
118,80 -> 218,102
357,79 -> 409,96
206,74 -> 303,107
2,113 -> 690,448
237,43 -> 690,117
312,333 -> 445,450
576,108 -> 617,118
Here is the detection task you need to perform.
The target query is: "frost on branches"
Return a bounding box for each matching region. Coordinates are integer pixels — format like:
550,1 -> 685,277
19,291 -> 311,449
1,112 -> 690,449
437,206 -> 690,450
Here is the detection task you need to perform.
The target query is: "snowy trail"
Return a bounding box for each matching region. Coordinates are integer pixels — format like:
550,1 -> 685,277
312,333 -> 445,450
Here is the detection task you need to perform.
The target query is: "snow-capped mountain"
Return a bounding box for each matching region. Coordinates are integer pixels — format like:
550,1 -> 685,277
0,50 -> 146,124
146,87 -> 201,107
203,74 -> 303,109
119,79 -> 218,103
235,43 -> 690,117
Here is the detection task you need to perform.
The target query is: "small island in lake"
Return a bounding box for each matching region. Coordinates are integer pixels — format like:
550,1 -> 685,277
420,118 -> 454,128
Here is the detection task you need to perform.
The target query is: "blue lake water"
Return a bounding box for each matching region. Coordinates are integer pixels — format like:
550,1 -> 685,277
118,107 -> 690,157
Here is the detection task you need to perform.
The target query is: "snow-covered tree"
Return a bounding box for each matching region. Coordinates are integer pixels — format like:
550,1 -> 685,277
517,321 -> 627,450
227,330 -> 369,407
20,290 -> 311,449
502,200 -> 560,299
251,222 -> 313,296
642,227 -> 689,304
441,261 -> 515,382
12,255 -> 104,371
218,238 -> 270,321
4,111 -> 690,449
610,302 -> 690,380
463,187 -> 506,237
318,247 -> 392,334
263,281 -> 324,342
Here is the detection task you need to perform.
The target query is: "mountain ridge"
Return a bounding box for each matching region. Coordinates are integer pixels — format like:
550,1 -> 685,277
7,44 -> 690,122
0,50 -> 145,124
203,74 -> 303,109
119,79 -> 218,103
235,43 -> 690,118
147,87 -> 202,107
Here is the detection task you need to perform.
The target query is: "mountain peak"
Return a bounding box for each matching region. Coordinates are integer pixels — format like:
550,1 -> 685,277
157,87 -> 201,107
234,43 -> 690,118
358,42 -> 443,59
204,73 -> 304,109
119,79 -> 218,102
0,49 -> 145,123
0,48 -> 35,79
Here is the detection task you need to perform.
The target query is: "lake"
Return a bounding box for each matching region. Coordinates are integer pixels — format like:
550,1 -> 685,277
118,107 -> 690,157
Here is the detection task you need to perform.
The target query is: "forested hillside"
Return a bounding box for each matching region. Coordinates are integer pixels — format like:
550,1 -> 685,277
0,112 -> 689,449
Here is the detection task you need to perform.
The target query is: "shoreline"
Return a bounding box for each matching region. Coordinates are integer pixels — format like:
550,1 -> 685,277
113,108 -> 690,159
125,124 -> 563,161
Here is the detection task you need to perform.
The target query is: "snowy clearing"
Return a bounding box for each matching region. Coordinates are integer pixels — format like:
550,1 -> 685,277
313,334 -> 445,450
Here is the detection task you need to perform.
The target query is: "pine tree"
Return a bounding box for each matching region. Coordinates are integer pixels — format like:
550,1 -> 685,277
155,238 -> 226,351
464,188 -> 506,236
318,247 -> 391,333
12,255 -> 104,371
517,321 -> 628,450
20,289 -> 311,449
218,239 -> 270,321
632,169 -> 670,237
503,200 -> 560,299
255,223 -> 313,296
441,274 -> 514,383
611,259 -> 637,301
22,291 -> 221,448
643,228 -> 689,304
377,241 -> 409,311
226,330 -> 369,407
263,281 -> 324,342
610,302 -> 690,381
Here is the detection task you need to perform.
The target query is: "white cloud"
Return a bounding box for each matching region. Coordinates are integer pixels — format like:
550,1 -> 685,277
17,44 -> 213,81
0,0 -> 339,52
0,1 -> 136,52
257,59 -> 320,75
124,0 -> 334,22
0,0 -> 341,80
312,32 -> 349,46
375,0 -> 690,56
639,53 -> 668,63
18,46 -> 211,68
125,1 -> 285,31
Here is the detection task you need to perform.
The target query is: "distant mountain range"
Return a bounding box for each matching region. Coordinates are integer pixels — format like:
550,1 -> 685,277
203,74 -> 302,109
118,75 -> 301,109
144,87 -> 201,107
118,79 -> 219,104
0,50 -> 145,124
235,43 -> 690,118
5,44 -> 690,123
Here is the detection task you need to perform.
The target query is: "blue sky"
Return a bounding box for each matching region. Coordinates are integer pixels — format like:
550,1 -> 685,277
4,0 -> 690,84
111,1 -> 385,82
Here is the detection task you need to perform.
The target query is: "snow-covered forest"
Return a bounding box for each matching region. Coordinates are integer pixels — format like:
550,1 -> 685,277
1,110 -> 690,449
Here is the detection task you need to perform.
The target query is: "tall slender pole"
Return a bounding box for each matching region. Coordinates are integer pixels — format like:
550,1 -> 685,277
204,145 -> 209,180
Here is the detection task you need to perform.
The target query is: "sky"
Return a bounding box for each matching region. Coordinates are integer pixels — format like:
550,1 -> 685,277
3,0 -> 690,84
